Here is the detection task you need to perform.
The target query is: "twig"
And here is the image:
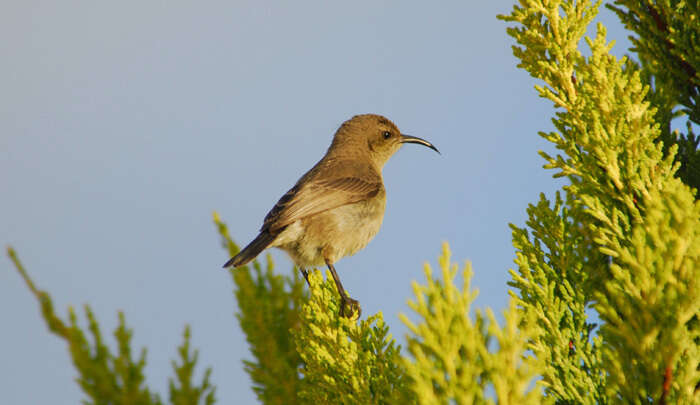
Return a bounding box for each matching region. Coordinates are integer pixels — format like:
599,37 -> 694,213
659,365 -> 672,405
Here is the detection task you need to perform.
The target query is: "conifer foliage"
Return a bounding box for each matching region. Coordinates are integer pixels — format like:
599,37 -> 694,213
607,0 -> 700,194
499,0 -> 699,402
8,0 -> 699,403
7,247 -> 215,405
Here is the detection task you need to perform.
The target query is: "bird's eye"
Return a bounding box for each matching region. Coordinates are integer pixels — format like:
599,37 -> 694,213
383,131 -> 392,139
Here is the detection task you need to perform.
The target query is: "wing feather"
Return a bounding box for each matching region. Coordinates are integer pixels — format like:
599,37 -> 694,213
261,161 -> 382,233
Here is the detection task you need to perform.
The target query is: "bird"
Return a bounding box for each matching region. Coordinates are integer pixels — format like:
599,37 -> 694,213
223,114 -> 439,317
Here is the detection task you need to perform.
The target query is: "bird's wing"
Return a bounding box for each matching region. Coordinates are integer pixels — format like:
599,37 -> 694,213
261,161 -> 382,233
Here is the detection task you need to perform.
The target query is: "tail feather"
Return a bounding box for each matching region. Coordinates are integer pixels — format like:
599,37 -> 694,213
223,231 -> 276,268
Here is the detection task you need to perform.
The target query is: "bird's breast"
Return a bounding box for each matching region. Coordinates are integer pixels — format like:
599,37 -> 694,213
322,191 -> 386,260
272,191 -> 387,266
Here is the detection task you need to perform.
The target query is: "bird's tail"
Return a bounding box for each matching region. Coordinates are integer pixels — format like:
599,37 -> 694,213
222,231 -> 276,268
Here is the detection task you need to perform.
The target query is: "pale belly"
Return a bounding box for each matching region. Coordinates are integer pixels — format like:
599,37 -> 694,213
271,197 -> 386,267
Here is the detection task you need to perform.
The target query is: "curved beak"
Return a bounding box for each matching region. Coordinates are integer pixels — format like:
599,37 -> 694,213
400,134 -> 440,154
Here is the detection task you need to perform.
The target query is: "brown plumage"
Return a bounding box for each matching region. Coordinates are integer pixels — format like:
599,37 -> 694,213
223,114 -> 438,317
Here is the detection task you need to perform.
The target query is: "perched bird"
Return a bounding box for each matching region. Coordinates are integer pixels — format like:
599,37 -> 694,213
223,114 -> 438,317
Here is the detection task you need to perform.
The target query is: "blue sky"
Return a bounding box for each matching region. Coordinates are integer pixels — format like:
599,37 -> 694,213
1,2 -> 630,403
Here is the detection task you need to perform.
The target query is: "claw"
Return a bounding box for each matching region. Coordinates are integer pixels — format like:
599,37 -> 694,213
339,296 -> 361,319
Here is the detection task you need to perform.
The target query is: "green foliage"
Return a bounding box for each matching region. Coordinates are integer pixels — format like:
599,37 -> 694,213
169,327 -> 216,405
509,192 -> 608,404
608,0 -> 700,195
672,122 -> 700,197
7,247 -> 215,405
213,212 -> 306,405
607,0 -> 699,123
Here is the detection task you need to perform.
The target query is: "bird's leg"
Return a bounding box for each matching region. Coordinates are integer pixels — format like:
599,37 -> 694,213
299,267 -> 310,287
325,260 -> 360,318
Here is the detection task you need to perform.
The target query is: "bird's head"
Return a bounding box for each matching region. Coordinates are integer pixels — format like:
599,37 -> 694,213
329,114 -> 439,168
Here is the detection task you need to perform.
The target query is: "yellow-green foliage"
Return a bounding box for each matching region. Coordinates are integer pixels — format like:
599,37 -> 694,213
293,270 -> 411,404
500,0 -> 700,402
401,243 -> 546,405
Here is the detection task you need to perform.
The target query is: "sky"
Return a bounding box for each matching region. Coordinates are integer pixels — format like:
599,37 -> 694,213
1,2 -> 630,404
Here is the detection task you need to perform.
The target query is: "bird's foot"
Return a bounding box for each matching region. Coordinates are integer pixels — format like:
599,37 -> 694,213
339,295 -> 361,319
